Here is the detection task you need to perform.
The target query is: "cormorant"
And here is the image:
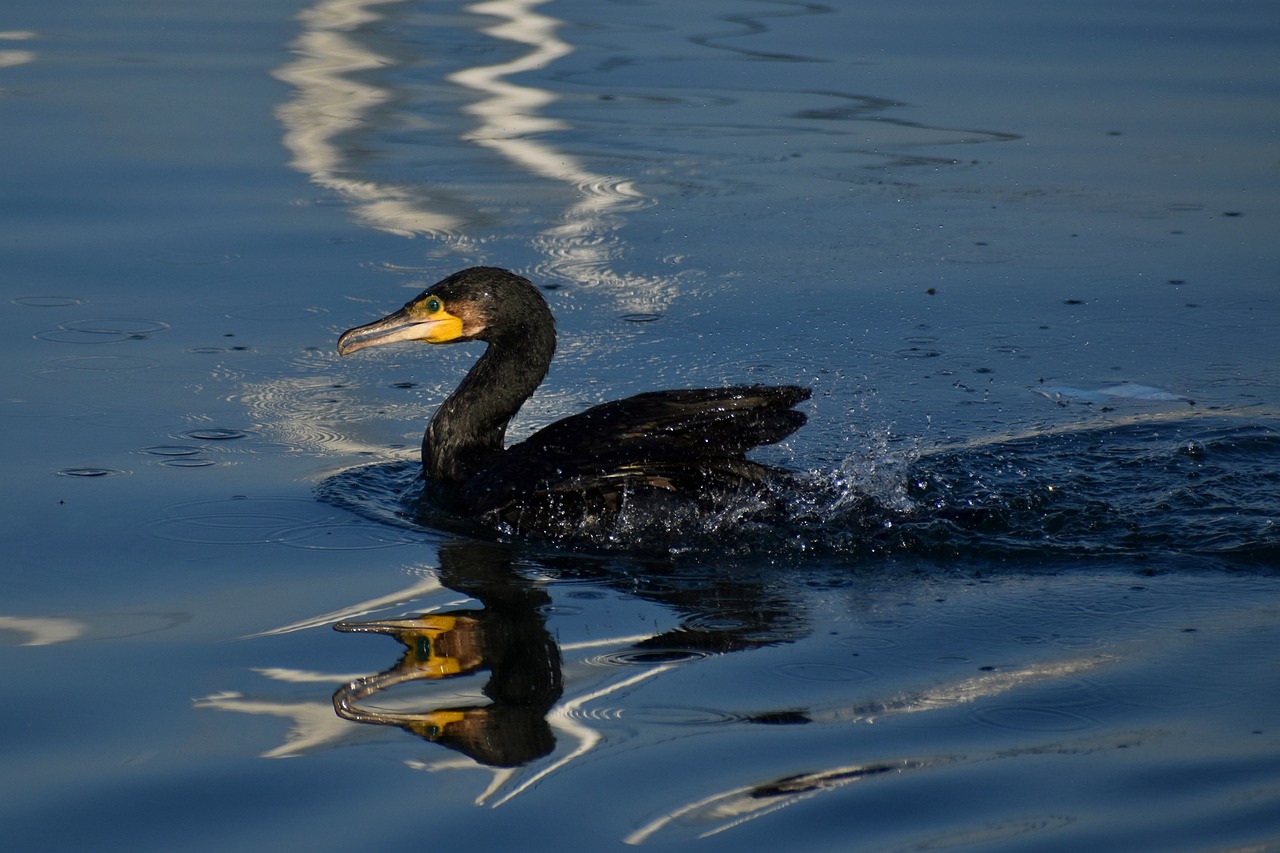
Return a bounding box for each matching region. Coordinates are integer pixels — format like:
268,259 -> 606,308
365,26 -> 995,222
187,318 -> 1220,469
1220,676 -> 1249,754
337,267 -> 809,535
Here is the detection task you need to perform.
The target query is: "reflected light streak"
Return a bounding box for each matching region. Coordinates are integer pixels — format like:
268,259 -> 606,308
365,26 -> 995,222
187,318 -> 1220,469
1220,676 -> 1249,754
276,0 -> 670,308
0,49 -> 35,68
624,761 -> 932,845
558,633 -> 660,652
482,665 -> 674,807
625,653 -> 1114,844
450,0 -> 667,306
194,692 -> 358,759
875,655 -> 1111,720
448,0 -> 574,141
0,615 -> 86,646
0,29 -> 37,69
274,0 -> 466,237
244,573 -> 449,638
252,666 -> 373,684
405,756 -> 518,805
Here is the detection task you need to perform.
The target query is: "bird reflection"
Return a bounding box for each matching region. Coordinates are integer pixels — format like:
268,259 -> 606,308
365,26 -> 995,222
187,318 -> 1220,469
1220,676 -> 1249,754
331,541 -> 810,768
333,542 -> 562,766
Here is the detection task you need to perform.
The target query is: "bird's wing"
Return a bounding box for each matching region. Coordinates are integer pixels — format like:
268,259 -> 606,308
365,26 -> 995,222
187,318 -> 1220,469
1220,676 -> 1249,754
460,385 -> 809,519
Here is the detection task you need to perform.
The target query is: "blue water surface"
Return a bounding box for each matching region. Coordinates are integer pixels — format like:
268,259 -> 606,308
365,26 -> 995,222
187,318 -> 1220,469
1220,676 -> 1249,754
2,1 -> 1278,850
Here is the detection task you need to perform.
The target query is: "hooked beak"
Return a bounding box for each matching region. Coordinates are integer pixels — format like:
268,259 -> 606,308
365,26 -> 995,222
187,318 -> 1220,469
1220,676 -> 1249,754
337,306 -> 462,356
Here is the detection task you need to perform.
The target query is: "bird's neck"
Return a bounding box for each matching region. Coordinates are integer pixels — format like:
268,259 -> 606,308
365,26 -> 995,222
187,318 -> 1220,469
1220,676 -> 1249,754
423,324 -> 555,483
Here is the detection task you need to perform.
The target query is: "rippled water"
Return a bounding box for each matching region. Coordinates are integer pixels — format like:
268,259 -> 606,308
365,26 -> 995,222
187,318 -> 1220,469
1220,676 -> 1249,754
319,414 -> 1280,563
3,0 -> 1279,850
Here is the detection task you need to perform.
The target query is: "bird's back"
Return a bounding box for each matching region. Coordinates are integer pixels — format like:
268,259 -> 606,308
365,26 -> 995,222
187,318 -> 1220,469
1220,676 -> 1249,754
459,385 -> 810,535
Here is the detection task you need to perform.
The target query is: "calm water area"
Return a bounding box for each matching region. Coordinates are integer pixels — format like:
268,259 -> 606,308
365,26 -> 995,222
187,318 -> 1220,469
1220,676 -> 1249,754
3,0 -> 1279,850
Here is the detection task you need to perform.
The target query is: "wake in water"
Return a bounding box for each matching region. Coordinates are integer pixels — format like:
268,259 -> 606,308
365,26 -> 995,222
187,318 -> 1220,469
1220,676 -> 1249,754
899,416 -> 1280,563
317,415 -> 1280,563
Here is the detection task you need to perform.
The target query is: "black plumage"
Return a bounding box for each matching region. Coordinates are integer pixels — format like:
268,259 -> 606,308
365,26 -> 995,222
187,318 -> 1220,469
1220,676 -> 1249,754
338,267 -> 808,534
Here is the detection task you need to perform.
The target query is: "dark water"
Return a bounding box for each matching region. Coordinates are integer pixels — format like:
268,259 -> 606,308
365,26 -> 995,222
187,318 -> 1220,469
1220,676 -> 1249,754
321,415 -> 1280,563
3,0 -> 1279,850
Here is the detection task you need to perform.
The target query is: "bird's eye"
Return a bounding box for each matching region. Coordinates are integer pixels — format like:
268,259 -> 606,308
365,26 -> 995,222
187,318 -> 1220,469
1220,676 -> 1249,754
426,297 -> 442,313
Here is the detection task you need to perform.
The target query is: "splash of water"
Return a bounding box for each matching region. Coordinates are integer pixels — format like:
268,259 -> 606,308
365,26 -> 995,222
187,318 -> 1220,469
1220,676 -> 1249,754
317,415 -> 1280,563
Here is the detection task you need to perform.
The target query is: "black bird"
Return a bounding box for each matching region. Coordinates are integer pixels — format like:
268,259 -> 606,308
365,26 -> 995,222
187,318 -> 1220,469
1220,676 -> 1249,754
337,267 -> 809,536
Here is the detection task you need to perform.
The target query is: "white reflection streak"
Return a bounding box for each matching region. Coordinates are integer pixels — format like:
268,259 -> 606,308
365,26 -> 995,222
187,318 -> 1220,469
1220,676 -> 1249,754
626,772 -> 840,845
274,0 -> 464,237
448,0 -> 572,142
625,654 -> 1113,844
194,692 -> 357,758
0,30 -> 37,69
0,49 -> 34,68
243,574 -> 448,638
450,0 -> 664,304
252,666 -> 373,683
559,633 -> 657,652
277,0 -> 665,303
481,664 -> 674,807
0,615 -> 85,646
868,655 -> 1111,721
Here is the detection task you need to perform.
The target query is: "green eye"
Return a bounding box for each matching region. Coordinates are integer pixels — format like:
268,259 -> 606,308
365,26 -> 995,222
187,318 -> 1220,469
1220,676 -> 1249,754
426,297 -> 442,313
